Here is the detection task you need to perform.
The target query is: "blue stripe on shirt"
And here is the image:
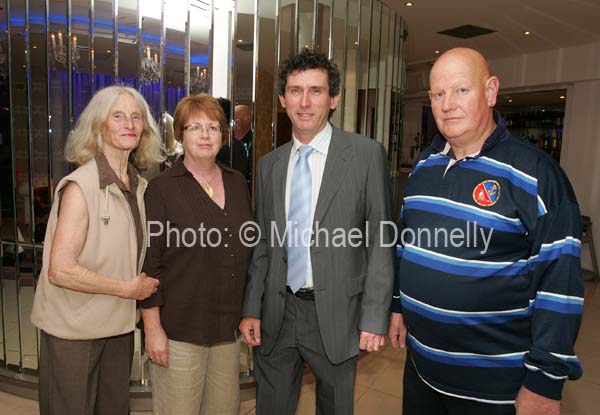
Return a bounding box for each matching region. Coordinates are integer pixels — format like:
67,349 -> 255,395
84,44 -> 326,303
408,334 -> 526,368
403,196 -> 526,234
402,245 -> 529,277
460,157 -> 537,196
401,292 -> 530,325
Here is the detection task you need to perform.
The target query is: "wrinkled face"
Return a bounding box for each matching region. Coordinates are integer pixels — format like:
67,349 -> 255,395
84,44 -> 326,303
102,93 -> 145,152
279,68 -> 340,143
429,56 -> 497,149
182,113 -> 223,161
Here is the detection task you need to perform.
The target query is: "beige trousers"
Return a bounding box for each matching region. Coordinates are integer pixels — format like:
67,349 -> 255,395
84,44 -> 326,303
149,338 -> 241,415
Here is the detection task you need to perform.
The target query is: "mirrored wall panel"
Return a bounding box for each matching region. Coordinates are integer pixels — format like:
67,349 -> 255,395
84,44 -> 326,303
1,0 -> 407,387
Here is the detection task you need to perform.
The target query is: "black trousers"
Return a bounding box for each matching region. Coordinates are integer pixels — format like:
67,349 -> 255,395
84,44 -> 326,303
38,330 -> 134,415
403,355 -> 516,415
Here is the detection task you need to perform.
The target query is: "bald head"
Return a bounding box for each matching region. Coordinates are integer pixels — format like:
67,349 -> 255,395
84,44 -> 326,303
427,47 -> 499,158
234,105 -> 252,139
430,48 -> 491,86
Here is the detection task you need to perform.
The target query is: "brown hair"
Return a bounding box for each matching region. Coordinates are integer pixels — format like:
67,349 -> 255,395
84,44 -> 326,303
173,94 -> 229,143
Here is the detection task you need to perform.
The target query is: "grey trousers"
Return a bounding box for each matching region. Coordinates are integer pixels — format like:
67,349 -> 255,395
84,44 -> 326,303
254,292 -> 358,415
38,330 -> 134,415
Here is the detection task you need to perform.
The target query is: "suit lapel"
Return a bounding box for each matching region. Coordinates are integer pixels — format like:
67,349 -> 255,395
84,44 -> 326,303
313,128 -> 351,224
272,142 -> 292,234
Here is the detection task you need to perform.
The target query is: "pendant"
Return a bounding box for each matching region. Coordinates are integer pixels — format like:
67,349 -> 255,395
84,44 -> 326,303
202,183 -> 214,198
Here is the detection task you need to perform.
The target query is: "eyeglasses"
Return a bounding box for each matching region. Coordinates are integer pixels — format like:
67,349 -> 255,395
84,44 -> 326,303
183,124 -> 222,136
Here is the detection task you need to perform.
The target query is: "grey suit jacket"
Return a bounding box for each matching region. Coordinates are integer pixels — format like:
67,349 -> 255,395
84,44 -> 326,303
242,126 -> 395,364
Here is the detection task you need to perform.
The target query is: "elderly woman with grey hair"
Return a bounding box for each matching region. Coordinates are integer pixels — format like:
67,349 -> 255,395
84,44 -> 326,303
31,85 -> 164,415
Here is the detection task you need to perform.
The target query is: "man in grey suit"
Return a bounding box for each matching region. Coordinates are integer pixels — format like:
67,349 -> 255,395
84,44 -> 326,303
240,50 -> 395,414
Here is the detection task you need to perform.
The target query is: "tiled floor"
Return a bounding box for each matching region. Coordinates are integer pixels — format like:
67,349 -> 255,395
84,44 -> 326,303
1,280 -> 599,415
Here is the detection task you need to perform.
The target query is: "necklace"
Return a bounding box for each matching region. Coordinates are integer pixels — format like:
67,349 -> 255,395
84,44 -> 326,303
194,166 -> 219,198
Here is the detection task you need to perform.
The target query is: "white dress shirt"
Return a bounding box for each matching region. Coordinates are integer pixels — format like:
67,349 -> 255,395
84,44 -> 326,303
285,122 -> 332,289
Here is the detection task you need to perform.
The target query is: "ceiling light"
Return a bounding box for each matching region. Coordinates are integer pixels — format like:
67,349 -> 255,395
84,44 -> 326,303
354,41 -> 359,45
405,2 -> 414,6
434,50 -> 440,54
32,45 -> 37,49
238,39 -> 243,43
508,99 -> 513,103
523,31 -> 531,35
106,49 -> 111,53
560,95 -> 565,99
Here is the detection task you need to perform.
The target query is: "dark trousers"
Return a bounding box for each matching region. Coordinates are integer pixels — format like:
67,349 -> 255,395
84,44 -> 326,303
403,355 -> 516,415
254,292 -> 357,415
38,330 -> 134,415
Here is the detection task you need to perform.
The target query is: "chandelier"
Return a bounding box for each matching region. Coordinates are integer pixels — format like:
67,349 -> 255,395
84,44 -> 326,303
49,32 -> 79,71
190,66 -> 209,94
141,45 -> 160,84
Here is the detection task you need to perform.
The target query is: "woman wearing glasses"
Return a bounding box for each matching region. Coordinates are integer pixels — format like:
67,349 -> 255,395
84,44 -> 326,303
139,94 -> 253,415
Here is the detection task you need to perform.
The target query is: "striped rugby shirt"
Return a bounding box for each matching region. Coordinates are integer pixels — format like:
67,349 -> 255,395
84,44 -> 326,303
391,114 -> 583,404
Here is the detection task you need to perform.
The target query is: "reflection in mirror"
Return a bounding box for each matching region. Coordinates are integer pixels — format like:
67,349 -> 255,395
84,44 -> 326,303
357,0 -> 372,136
297,0 -> 314,52
3,243 -> 21,368
92,0 -> 116,89
19,246 -> 39,371
10,0 -> 33,246
140,0 -> 163,116
233,0 -> 255,187
189,1 -> 211,96
48,0 -> 70,182
164,2 -> 187,114
376,5 -> 389,147
29,0 -> 51,246
330,0 -> 345,129
279,0 -> 296,60
343,0 -> 359,133
316,0 -> 330,55
368,0 -> 381,141
276,1 -> 297,147
389,14 -> 401,169
118,0 -> 140,88
71,0 -> 91,117
255,0 -> 276,161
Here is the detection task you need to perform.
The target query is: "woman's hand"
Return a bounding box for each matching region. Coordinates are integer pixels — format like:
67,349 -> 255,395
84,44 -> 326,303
122,272 -> 159,300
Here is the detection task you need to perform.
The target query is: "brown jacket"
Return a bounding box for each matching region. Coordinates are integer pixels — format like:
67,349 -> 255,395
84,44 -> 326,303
31,158 -> 147,340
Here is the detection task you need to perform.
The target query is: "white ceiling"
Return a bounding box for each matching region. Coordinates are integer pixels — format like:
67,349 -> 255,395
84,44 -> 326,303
386,0 -> 600,67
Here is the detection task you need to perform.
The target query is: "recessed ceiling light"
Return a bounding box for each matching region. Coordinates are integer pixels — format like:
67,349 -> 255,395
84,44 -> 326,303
106,49 -> 111,53
508,99 -> 513,103
405,2 -> 414,6
560,95 -> 565,99
434,50 -> 440,54
523,31 -> 531,35
541,109 -> 546,112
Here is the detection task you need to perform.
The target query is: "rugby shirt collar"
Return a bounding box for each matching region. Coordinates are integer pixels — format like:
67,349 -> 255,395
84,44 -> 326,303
431,111 -> 511,159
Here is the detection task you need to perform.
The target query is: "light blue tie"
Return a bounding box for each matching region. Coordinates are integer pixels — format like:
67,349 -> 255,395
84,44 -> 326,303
287,145 -> 314,293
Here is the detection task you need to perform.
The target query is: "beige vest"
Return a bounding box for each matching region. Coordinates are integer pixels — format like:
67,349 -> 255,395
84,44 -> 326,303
31,158 -> 148,339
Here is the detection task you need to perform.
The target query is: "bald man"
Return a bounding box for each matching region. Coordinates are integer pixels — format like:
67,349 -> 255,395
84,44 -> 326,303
388,48 -> 583,415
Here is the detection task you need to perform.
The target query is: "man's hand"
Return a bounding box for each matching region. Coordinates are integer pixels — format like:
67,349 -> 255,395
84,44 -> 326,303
515,386 -> 560,415
123,272 -> 159,300
388,312 -> 407,349
359,331 -> 385,352
144,324 -> 169,367
240,317 -> 262,346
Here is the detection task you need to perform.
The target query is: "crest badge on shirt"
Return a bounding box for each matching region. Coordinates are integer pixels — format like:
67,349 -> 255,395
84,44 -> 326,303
473,180 -> 500,207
